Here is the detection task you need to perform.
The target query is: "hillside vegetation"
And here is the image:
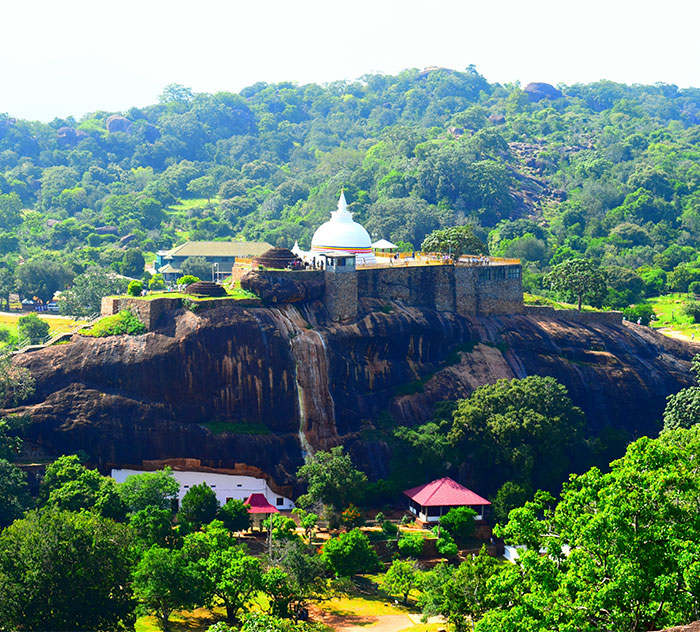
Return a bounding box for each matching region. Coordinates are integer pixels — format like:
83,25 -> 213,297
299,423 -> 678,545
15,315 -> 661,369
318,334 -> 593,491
2,68 -> 700,311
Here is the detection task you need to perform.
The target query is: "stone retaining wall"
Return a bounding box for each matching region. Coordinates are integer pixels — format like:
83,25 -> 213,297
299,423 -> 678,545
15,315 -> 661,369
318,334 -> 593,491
524,305 -> 623,326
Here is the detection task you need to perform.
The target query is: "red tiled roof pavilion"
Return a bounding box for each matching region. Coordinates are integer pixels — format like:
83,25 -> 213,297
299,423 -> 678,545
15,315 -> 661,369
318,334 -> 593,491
244,493 -> 280,514
403,477 -> 491,507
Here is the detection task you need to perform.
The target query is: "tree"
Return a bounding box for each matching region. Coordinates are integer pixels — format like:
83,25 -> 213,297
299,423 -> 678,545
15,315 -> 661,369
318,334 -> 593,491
182,255 -> 212,280
439,506 -> 477,541
129,506 -> 175,549
420,547 -> 502,632
178,482 -> 219,531
0,508 -> 136,631
0,352 -> 35,408
149,273 -> 166,291
177,274 -> 200,286
397,532 -> 425,557
18,313 -> 49,345
0,459 -> 32,528
187,175 -> 217,201
296,446 -> 367,511
449,376 -> 585,495
118,467 -> 180,513
292,507 -> 318,543
132,545 -> 200,631
544,258 -> 607,310
59,267 -> 129,317
127,279 -> 143,296
39,454 -> 126,520
421,225 -> 486,259
480,427 -> 700,632
265,539 -> 331,616
0,266 -> 15,311
382,559 -> 418,604
0,414 -> 28,461
184,523 -> 263,622
321,528 -> 378,577
121,248 -> 145,278
218,498 -> 252,532
663,354 -> 700,430
15,258 -> 73,302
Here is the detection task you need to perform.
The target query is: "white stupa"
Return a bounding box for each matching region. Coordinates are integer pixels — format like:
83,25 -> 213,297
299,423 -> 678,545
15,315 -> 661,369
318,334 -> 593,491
310,192 -> 376,265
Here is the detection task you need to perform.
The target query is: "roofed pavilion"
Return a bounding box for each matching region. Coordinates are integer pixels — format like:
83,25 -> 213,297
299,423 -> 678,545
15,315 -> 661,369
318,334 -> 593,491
403,476 -> 490,523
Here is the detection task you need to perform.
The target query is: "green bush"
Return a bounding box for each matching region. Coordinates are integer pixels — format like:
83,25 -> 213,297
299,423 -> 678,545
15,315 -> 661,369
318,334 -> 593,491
690,281 -> 700,295
623,303 -> 655,325
439,506 -> 477,540
683,301 -> 700,324
397,532 -> 425,557
127,280 -> 143,297
321,528 -> 379,577
435,533 -> 458,557
19,313 -> 50,345
83,310 -> 147,337
177,275 -> 199,287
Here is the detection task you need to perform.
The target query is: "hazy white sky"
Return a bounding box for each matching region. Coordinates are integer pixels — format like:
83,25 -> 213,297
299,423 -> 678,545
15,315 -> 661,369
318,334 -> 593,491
2,0 -> 699,122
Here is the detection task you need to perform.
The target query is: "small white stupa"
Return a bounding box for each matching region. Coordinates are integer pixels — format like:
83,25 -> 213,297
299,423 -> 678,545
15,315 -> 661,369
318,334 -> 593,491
310,192 -> 376,265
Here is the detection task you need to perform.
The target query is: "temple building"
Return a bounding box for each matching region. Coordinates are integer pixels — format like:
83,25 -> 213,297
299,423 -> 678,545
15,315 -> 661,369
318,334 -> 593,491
404,476 -> 491,523
294,192 -> 376,266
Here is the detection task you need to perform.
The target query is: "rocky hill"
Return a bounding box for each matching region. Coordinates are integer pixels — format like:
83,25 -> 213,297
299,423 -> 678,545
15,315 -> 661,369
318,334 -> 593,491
8,301 -> 696,489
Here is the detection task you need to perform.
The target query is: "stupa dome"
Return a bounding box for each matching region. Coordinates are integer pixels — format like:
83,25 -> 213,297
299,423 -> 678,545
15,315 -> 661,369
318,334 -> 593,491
311,192 -> 375,264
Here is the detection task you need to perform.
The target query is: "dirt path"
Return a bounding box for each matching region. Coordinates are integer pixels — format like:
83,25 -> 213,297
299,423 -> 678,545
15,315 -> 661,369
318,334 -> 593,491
657,327 -> 699,343
335,614 -> 414,631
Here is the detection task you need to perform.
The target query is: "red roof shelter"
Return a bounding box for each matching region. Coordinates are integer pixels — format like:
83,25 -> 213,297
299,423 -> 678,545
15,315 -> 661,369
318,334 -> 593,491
403,477 -> 490,523
244,493 -> 280,514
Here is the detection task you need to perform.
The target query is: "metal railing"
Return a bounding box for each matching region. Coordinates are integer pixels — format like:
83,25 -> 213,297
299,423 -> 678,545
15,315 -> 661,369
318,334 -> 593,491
15,312 -> 102,354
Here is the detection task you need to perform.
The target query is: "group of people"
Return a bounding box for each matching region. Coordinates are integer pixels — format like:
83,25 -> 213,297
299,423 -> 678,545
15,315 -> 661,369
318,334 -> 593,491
286,258 -> 324,271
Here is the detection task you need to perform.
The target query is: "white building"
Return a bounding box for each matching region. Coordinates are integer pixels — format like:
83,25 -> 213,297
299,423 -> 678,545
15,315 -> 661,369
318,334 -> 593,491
111,467 -> 295,511
293,192 -> 376,266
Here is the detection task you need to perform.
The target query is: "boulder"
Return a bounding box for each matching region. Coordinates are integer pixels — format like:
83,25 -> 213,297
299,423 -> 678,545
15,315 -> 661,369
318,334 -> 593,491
105,114 -> 131,133
241,271 -> 324,303
524,82 -> 563,102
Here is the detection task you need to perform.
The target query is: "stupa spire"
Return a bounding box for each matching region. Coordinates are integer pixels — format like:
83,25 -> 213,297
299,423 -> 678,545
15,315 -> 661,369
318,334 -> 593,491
337,190 -> 348,214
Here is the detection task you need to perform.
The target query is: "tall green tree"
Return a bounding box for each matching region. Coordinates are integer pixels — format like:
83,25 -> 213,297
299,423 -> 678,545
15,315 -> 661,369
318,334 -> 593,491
544,258 -> 607,310
133,545 -> 201,631
178,482 -> 219,531
118,466 -> 180,513
663,354 -> 700,430
479,426 -> 700,632
59,267 -> 129,317
0,508 -> 136,631
421,224 -> 486,259
296,446 -> 367,511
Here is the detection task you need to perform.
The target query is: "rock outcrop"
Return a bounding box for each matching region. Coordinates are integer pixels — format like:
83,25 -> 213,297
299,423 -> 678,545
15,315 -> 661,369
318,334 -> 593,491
9,301 -> 696,488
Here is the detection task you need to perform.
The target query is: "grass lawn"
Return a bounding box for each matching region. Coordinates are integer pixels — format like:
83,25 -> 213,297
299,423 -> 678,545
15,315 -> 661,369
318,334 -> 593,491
523,293 -> 608,312
0,313 -> 83,344
135,606 -> 224,632
647,293 -> 700,338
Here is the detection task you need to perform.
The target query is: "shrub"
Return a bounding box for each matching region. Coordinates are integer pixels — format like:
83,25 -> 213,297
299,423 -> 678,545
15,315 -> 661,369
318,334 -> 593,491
690,281 -> 700,295
148,274 -> 166,291
683,301 -> 700,324
83,310 -> 146,337
127,280 -> 143,296
435,534 -> 458,557
18,313 -> 50,345
623,303 -> 655,325
439,506 -> 477,540
177,275 -> 200,287
397,532 -> 425,557
340,504 -> 364,529
381,520 -> 398,537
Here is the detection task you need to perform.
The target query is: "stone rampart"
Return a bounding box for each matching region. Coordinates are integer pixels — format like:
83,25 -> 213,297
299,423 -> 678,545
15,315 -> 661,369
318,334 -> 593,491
524,305 -> 623,326
356,265 -> 456,311
101,295 -> 261,329
324,270 -> 358,321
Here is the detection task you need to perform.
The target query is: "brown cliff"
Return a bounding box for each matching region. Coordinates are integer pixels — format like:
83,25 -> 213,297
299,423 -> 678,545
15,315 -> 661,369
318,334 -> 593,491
9,300 -> 696,488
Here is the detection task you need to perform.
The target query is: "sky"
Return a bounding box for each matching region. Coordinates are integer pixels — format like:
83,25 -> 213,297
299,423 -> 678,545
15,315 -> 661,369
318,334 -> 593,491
2,0 -> 700,122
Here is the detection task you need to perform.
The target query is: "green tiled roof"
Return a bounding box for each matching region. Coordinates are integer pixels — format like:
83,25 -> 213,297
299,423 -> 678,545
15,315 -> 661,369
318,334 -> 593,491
158,263 -> 181,274
167,241 -> 273,258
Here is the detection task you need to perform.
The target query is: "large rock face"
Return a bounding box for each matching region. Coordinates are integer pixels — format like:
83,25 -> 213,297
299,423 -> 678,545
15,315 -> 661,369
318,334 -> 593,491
10,301 -> 695,488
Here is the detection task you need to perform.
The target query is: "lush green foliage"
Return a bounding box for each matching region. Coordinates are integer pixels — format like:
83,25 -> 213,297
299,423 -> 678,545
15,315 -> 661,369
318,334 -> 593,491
83,308 -> 146,336
421,224 -> 485,258
60,266 -> 128,316
382,559 -> 418,604
217,498 -> 252,532
476,427 -> 700,632
321,528 -> 378,577
18,312 -> 49,344
544,258 -> 607,310
2,71 -> 700,315
397,532 -> 425,557
439,506 -> 477,540
178,482 -> 220,531
0,508 -> 136,631
296,446 -> 368,510
663,354 -> 700,430
118,466 -> 180,513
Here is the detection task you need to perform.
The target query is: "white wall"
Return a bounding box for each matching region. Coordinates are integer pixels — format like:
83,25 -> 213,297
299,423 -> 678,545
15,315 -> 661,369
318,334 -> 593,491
111,468 -> 295,511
